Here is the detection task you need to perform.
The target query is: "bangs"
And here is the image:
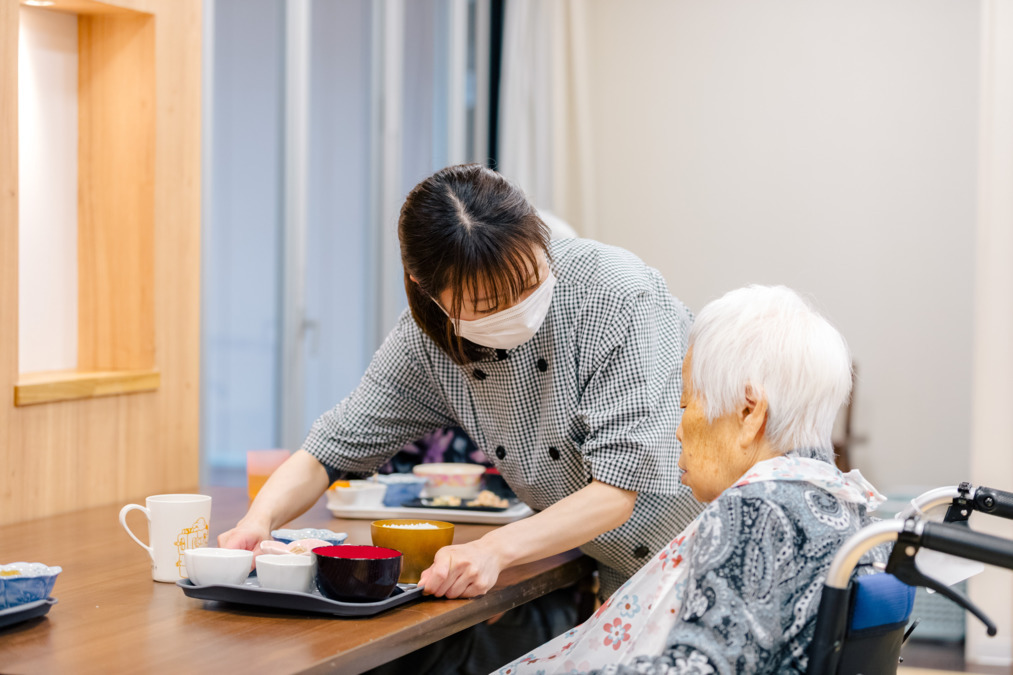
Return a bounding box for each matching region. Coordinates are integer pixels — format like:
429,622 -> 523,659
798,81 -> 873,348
398,164 -> 551,363
445,238 -> 545,319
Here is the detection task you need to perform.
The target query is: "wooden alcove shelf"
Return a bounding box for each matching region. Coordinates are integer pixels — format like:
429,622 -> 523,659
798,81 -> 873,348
16,0 -> 157,406
1,0 -> 201,524
14,369 -> 160,406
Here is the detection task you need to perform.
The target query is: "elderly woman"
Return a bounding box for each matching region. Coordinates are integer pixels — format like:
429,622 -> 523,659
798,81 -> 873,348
497,285 -> 884,675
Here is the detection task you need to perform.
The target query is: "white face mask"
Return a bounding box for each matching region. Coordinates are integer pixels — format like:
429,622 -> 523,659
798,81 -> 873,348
443,271 -> 557,350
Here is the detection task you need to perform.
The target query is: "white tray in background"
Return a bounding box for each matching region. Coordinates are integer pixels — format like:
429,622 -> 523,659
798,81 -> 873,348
327,500 -> 534,525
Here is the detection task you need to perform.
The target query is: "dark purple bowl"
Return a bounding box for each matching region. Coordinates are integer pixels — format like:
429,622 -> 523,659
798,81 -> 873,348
313,545 -> 403,603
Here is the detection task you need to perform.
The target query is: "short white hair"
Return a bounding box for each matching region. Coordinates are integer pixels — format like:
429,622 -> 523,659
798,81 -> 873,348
688,285 -> 852,454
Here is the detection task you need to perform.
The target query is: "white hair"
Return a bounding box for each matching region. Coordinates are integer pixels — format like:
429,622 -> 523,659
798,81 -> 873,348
688,285 -> 852,454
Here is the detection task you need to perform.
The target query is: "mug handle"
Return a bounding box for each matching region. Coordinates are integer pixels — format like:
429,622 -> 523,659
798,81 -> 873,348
118,503 -> 154,560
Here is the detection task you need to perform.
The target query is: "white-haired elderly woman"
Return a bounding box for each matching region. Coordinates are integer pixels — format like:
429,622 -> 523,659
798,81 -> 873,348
496,285 -> 885,675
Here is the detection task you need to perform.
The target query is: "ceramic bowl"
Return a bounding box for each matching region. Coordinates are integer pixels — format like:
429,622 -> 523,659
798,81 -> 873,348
313,545 -> 402,602
271,528 -> 348,546
255,554 -> 315,593
0,562 -> 62,610
370,519 -> 455,584
376,474 -> 428,506
259,538 -> 333,556
325,480 -> 387,508
412,463 -> 485,498
183,548 -> 254,586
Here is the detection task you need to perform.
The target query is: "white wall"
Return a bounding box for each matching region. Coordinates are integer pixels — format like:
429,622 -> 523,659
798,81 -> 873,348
967,0 -> 1013,665
583,0 -> 980,493
18,7 -> 78,374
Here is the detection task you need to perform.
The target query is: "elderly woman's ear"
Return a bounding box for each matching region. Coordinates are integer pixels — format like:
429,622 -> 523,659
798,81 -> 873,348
737,384 -> 770,452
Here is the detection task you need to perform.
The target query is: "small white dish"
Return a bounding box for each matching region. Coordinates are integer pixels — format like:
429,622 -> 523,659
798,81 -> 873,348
183,548 -> 253,586
255,554 -> 315,593
326,480 -> 387,508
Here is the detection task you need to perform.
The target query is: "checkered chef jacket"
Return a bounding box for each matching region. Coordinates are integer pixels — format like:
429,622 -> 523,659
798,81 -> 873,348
302,238 -> 705,597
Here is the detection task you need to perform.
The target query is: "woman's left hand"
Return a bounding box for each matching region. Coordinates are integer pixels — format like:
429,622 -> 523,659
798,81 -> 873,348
418,540 -> 506,598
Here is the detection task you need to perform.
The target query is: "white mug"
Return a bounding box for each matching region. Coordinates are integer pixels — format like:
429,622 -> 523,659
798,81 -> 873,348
119,494 -> 212,582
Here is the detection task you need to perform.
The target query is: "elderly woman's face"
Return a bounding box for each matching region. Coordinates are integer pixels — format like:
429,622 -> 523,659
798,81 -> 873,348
676,350 -> 757,503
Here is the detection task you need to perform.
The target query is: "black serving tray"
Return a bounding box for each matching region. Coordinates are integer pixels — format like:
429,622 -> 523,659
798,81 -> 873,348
0,597 -> 57,630
402,497 -> 517,512
177,574 -> 422,617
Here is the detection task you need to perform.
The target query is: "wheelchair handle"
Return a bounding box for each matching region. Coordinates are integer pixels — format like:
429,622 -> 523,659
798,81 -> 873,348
899,485 -> 964,518
826,520 -> 904,589
919,521 -> 1013,571
974,487 -> 1013,520
826,518 -> 1013,590
899,484 -> 1013,521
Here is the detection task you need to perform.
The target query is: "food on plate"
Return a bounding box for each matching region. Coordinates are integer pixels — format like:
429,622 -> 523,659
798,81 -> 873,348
426,490 -> 509,508
466,490 -> 510,508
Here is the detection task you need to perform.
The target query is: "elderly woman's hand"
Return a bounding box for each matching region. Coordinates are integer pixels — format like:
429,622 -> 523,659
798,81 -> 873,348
418,540 -> 506,598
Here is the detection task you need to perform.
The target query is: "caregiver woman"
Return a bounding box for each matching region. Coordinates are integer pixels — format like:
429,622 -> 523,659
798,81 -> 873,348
219,164 -> 703,599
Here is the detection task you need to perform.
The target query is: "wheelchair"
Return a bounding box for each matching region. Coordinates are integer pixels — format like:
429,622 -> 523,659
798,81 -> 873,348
806,483 -> 1013,674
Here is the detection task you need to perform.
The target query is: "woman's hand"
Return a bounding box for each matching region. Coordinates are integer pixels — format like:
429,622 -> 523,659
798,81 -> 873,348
418,540 -> 506,598
216,450 -> 331,552
418,480 -> 637,599
217,519 -> 271,551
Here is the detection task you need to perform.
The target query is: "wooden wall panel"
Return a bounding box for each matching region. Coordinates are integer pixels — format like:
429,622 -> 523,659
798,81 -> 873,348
0,0 -> 201,525
78,12 -> 156,371
1,0 -> 19,520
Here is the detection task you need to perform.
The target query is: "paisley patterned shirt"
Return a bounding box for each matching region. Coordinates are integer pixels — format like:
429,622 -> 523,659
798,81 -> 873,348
591,469 -> 883,674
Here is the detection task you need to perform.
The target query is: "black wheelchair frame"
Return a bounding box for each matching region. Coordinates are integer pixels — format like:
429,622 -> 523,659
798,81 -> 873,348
806,483 -> 1013,674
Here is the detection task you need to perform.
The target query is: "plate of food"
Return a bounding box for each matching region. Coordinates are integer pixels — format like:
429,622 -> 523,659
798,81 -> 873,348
404,490 -> 516,512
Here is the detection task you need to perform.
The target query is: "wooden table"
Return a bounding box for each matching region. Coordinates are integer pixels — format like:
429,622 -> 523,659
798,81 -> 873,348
0,487 -> 595,674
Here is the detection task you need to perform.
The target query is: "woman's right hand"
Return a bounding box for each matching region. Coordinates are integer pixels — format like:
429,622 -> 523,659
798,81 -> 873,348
217,521 -> 271,551
214,449 -> 331,553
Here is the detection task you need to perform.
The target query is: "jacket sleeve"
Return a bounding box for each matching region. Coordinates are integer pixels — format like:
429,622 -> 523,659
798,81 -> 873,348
575,288 -> 691,496
301,315 -> 456,479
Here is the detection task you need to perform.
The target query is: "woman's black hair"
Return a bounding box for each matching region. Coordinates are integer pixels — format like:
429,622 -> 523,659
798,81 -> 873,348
399,164 -> 550,364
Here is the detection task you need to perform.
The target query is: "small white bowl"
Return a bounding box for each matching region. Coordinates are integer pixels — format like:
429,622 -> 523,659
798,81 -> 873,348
326,480 -> 387,508
255,554 -> 315,593
183,548 -> 253,586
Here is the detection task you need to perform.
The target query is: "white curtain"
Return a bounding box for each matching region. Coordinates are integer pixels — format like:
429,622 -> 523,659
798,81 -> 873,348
498,0 -> 596,238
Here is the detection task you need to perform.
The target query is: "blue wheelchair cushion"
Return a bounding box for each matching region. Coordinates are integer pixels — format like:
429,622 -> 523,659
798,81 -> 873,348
849,572 -> 916,631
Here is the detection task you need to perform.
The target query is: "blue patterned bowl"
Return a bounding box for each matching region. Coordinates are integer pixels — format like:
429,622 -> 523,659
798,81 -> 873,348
377,474 -> 428,506
0,563 -> 61,610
